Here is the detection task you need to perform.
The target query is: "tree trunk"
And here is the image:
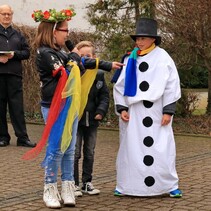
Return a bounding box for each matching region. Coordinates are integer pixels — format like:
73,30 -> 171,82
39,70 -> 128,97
134,1 -> 140,22
207,70 -> 211,114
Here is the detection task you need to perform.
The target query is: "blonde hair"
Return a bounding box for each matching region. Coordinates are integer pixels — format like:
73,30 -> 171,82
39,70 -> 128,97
76,41 -> 95,55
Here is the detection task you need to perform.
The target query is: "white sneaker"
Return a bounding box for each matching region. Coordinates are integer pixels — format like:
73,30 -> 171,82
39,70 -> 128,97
81,182 -> 100,195
61,181 -> 76,206
43,183 -> 61,208
74,185 -> 83,197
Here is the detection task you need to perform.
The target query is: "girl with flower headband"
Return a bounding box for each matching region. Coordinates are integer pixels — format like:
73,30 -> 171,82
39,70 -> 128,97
23,8 -> 123,209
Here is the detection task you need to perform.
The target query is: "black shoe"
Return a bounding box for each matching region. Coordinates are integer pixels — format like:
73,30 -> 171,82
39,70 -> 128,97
17,139 -> 36,148
0,140 -> 9,147
81,182 -> 100,195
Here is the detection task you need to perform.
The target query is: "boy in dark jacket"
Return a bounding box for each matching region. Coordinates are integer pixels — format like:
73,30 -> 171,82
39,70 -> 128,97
74,41 -> 109,196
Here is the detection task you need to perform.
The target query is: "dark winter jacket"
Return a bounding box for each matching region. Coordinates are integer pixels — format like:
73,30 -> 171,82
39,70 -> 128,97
0,24 -> 30,77
79,70 -> 109,127
36,46 -> 112,107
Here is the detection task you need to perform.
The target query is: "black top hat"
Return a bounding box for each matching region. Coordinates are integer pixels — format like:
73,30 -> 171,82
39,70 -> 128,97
130,18 -> 161,45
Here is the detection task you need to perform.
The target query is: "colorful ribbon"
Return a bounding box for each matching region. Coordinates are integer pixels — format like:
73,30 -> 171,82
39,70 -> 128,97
22,60 -> 99,162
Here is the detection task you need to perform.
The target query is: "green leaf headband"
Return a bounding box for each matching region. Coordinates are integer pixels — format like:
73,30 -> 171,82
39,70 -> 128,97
32,8 -> 76,23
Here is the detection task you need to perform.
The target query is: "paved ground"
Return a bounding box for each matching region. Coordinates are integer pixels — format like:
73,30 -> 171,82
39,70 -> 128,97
1,123 -> 211,211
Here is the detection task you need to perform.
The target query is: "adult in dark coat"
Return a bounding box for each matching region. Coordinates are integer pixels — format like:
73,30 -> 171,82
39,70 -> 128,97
0,4 -> 36,147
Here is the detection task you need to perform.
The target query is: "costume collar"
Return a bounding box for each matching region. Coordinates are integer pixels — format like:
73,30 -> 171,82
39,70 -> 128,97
137,43 -> 156,56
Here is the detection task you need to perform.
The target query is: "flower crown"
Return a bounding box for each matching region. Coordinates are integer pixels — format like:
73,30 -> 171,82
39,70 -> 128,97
32,8 -> 76,23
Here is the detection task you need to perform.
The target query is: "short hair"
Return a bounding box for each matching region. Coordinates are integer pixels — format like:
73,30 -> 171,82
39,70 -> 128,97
76,41 -> 95,55
0,5 -> 13,14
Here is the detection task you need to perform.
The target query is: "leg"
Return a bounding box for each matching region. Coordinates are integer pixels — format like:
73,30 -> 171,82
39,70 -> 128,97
41,105 -> 62,184
7,75 -> 27,139
41,106 -> 49,124
44,150 -> 63,184
82,127 -> 97,184
42,106 -> 61,208
0,75 -> 10,145
81,127 -> 100,194
43,149 -> 63,209
61,118 -> 78,181
61,118 -> 78,206
7,75 -> 36,147
74,126 -> 83,186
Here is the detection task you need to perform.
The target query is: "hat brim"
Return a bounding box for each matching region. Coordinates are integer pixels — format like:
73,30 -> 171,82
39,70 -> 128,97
130,34 -> 161,45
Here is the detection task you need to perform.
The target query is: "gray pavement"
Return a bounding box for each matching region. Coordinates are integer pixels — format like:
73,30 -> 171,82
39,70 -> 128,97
0,123 -> 211,210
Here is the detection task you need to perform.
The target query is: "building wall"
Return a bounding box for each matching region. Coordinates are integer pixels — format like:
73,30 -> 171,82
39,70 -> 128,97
0,0 -> 95,31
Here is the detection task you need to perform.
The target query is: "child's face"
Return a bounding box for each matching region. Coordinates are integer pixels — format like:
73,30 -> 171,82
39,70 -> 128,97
78,46 -> 95,59
135,37 -> 156,50
54,20 -> 69,47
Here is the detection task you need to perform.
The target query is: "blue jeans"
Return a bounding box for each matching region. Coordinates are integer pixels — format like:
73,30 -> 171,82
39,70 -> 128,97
41,106 -> 77,184
74,125 -> 97,186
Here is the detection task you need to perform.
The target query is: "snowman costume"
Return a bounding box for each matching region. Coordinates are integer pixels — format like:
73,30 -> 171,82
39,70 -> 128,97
113,45 -> 181,196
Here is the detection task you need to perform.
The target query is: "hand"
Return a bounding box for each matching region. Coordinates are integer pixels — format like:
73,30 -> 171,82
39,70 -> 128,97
7,52 -> 14,59
121,110 -> 129,122
95,114 -> 103,120
0,56 -> 9,63
161,114 -> 172,126
112,62 -> 124,70
72,47 -> 81,57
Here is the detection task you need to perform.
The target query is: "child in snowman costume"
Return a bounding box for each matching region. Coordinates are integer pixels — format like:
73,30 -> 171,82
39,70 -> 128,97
113,17 -> 182,197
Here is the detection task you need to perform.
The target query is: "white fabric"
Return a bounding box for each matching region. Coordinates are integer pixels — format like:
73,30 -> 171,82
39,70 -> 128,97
114,47 -> 181,109
113,46 -> 181,196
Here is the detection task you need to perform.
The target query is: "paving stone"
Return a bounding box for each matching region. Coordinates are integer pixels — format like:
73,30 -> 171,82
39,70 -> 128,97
0,123 -> 210,210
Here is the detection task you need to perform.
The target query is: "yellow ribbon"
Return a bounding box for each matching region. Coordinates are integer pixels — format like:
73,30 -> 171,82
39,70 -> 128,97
61,62 -> 81,152
79,58 -> 99,119
60,59 -> 99,152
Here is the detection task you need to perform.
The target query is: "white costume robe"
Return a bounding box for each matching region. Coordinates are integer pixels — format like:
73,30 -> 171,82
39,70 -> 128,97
113,46 -> 181,196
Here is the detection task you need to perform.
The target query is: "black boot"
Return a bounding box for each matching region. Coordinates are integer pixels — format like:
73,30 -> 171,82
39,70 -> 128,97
0,140 -> 10,147
17,138 -> 36,148
0,136 -> 10,147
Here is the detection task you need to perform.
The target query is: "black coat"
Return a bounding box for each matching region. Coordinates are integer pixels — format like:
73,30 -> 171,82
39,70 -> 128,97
0,25 -> 30,77
79,70 -> 109,127
36,46 -> 112,107
36,46 -> 83,107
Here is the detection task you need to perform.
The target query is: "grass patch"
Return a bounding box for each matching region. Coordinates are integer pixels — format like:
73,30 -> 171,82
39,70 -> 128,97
192,109 -> 206,115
